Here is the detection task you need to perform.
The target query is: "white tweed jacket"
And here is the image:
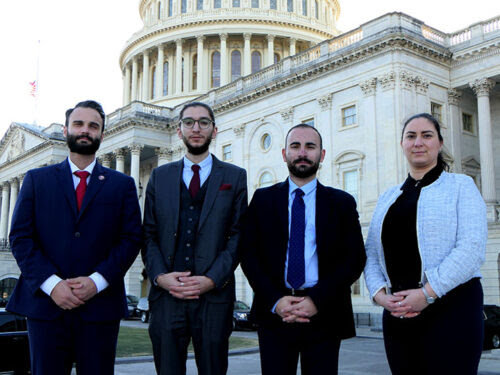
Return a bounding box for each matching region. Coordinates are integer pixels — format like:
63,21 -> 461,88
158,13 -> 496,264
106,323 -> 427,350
364,171 -> 487,300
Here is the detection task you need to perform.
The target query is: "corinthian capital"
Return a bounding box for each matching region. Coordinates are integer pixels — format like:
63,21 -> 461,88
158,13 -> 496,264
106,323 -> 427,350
470,78 -> 495,97
360,78 -> 377,96
447,89 -> 462,106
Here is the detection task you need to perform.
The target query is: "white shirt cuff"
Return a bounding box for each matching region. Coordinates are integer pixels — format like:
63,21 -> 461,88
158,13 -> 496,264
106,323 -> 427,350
40,275 -> 62,296
90,272 -> 109,293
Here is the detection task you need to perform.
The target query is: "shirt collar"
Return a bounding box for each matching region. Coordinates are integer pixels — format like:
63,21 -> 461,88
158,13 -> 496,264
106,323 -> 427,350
67,157 -> 96,175
183,153 -> 213,170
288,177 -> 317,197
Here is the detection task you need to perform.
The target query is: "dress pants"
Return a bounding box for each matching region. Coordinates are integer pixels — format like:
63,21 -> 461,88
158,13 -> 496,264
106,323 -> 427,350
148,294 -> 233,375
383,278 -> 484,375
257,319 -> 341,375
27,312 -> 120,375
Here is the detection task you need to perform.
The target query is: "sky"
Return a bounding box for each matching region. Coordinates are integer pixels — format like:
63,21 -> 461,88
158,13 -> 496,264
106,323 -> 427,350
0,0 -> 498,138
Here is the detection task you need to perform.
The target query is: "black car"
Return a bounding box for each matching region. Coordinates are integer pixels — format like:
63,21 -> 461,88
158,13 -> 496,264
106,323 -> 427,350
126,295 -> 139,319
0,308 -> 30,374
136,297 -> 150,323
484,304 -> 500,350
233,300 -> 256,331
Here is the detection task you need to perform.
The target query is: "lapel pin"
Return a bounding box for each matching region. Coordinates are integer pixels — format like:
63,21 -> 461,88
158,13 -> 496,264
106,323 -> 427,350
99,175 -> 105,180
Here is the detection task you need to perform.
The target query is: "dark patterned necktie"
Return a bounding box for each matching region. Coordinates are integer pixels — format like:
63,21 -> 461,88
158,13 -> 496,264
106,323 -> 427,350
189,165 -> 201,198
287,188 -> 305,290
74,171 -> 90,211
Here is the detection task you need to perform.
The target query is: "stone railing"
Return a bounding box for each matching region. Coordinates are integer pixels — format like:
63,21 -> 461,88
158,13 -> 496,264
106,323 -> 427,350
0,238 -> 10,251
107,101 -> 174,128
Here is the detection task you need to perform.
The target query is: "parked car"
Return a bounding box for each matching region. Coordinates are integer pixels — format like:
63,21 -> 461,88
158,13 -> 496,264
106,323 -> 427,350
233,300 -> 256,331
126,295 -> 139,319
484,304 -> 500,350
0,308 -> 30,374
136,297 -> 150,323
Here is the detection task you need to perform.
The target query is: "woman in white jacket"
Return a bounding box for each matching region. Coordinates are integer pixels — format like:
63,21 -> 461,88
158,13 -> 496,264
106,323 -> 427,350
364,113 -> 487,375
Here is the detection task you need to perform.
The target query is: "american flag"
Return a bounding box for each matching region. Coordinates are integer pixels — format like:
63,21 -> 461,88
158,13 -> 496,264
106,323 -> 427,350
29,80 -> 37,97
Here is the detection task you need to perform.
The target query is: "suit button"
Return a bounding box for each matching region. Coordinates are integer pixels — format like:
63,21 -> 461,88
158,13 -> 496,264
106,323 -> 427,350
75,232 -> 81,238
167,256 -> 172,260
186,243 -> 191,247
188,218 -> 193,222
189,206 -> 194,210
185,257 -> 190,261
187,230 -> 192,234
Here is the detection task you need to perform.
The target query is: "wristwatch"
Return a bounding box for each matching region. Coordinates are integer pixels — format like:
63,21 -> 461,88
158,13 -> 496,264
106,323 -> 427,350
421,287 -> 436,304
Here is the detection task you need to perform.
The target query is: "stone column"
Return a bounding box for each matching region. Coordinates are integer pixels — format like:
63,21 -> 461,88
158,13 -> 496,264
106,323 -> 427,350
142,51 -> 150,101
266,34 -> 275,67
175,39 -> 183,94
448,89 -> 462,173
123,64 -> 131,105
131,57 -> 139,101
0,182 -> 10,239
101,154 -> 113,168
156,147 -> 172,167
289,38 -> 296,56
470,78 -> 497,220
129,144 -> 143,195
156,45 -> 164,98
243,33 -> 251,76
114,148 -> 126,173
196,36 -> 205,91
220,33 -> 228,86
7,179 -> 18,232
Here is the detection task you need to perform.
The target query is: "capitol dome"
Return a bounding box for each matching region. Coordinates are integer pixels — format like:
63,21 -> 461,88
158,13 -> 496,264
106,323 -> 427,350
120,0 -> 341,107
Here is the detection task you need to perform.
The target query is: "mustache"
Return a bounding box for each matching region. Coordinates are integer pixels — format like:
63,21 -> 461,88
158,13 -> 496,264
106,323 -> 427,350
76,135 -> 93,141
293,157 -> 313,165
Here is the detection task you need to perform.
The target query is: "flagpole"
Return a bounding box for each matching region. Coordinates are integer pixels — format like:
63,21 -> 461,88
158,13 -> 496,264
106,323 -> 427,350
33,40 -> 40,125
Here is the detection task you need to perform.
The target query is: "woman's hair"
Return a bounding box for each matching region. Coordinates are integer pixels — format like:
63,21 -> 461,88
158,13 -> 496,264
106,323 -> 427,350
402,113 -> 449,172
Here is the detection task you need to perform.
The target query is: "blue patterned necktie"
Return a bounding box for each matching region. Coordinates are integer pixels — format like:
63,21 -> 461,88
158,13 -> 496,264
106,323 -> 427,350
287,188 -> 305,290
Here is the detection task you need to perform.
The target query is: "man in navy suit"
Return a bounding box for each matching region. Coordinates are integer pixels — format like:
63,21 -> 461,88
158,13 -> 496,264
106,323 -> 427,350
7,100 -> 142,375
241,124 -> 366,375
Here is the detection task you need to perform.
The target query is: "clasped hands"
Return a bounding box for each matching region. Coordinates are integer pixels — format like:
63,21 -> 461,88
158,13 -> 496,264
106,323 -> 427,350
50,277 -> 97,310
276,296 -> 318,323
374,288 -> 431,319
156,271 -> 215,300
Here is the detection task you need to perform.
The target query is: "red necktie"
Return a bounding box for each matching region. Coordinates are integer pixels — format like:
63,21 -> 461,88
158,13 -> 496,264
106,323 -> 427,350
189,165 -> 201,198
74,171 -> 90,211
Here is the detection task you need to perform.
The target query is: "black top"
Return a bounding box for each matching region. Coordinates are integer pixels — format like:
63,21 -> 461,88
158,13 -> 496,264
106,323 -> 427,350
382,165 -> 443,293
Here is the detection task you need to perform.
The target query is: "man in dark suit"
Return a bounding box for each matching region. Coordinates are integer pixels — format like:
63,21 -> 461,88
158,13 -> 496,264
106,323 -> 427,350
143,102 -> 247,375
7,100 -> 142,375
241,124 -> 366,375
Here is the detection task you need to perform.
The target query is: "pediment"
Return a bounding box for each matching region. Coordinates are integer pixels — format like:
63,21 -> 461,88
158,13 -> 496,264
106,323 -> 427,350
0,123 -> 49,164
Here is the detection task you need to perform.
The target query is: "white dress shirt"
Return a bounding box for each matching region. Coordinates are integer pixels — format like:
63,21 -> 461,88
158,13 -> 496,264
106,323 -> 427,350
182,154 -> 213,189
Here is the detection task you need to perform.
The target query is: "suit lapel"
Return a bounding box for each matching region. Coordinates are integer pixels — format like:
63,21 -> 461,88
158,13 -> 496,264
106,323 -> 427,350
55,160 -> 78,217
315,182 -> 330,252
166,160 -> 183,233
276,180 -> 290,266
198,156 -> 224,231
77,163 -> 108,220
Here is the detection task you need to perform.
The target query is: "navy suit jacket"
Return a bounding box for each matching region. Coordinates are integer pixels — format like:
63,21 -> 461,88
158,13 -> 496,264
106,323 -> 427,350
241,179 -> 366,339
7,159 -> 142,322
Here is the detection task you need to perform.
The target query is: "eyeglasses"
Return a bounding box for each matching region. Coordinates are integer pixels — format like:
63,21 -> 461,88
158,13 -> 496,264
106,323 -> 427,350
180,117 -> 214,129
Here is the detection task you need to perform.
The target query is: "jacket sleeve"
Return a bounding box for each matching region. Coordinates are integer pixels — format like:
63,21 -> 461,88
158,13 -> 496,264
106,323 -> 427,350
204,168 -> 248,288
425,176 -> 487,297
9,171 -> 59,294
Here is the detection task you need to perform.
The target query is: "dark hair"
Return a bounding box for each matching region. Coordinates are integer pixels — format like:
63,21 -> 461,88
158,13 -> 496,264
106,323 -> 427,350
65,100 -> 106,131
402,113 -> 449,172
179,102 -> 215,124
285,124 -> 323,150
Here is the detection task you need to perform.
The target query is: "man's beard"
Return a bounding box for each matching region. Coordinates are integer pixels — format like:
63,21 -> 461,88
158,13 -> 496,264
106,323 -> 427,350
182,134 -> 212,155
66,134 -> 101,155
287,157 -> 320,179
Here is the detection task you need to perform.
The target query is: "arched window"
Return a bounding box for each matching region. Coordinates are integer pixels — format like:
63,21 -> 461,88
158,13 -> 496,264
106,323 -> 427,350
251,51 -> 261,73
151,66 -> 156,99
181,0 -> 187,13
259,172 -> 274,187
270,0 -> 277,9
231,50 -> 241,81
168,0 -> 173,16
192,54 -> 198,90
252,0 -> 259,8
212,51 -> 221,88
233,0 -> 240,6
163,61 -> 169,95
214,0 -> 221,8
287,0 -> 293,12
197,0 -> 203,10
302,0 -> 307,15
274,53 -> 280,64
158,1 -> 162,19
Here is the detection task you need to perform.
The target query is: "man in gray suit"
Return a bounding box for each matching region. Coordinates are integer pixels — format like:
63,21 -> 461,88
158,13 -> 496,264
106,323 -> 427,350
143,102 -> 248,375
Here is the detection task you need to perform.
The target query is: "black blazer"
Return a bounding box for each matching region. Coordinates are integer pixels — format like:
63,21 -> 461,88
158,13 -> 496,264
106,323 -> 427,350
241,179 -> 366,339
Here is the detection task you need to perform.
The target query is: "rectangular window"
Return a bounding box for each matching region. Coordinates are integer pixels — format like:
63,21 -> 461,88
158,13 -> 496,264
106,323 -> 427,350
431,102 -> 442,123
168,0 -> 173,16
315,0 -> 318,19
462,113 -> 474,133
214,0 -> 221,8
342,105 -> 357,127
302,117 -> 314,127
302,0 -> 307,15
252,0 -> 259,7
233,0 -> 240,6
223,144 -> 232,161
181,0 -> 187,13
270,0 -> 277,9
197,0 -> 203,10
287,0 -> 293,12
343,170 -> 359,203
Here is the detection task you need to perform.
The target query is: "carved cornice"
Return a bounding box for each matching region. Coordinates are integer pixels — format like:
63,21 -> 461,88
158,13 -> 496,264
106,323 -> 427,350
379,71 -> 395,90
233,124 -> 246,137
399,70 -> 415,89
448,88 -> 462,106
470,78 -> 496,97
280,107 -> 294,121
359,78 -> 377,96
414,76 -> 429,95
317,93 -> 333,110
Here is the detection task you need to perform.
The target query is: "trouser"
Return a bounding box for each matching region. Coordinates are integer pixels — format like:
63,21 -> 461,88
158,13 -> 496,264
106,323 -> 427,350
148,295 -> 233,375
383,278 -> 484,375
